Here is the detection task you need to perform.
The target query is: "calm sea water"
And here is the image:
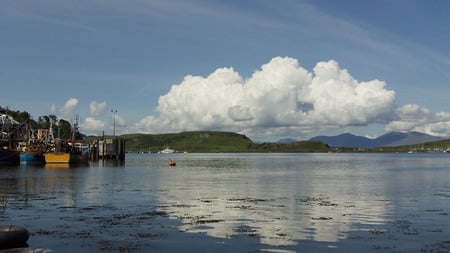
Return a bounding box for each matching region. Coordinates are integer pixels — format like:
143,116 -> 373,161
1,153 -> 450,253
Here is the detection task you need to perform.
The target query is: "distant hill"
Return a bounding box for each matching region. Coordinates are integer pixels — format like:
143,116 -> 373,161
309,131 -> 444,148
309,133 -> 373,148
121,131 -> 330,153
374,131 -> 443,147
122,131 -> 254,153
114,130 -> 446,152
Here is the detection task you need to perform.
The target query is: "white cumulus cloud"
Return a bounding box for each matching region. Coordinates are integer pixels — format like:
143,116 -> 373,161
307,60 -> 396,126
228,105 -> 253,122
386,104 -> 450,136
81,117 -> 105,135
137,56 -> 397,140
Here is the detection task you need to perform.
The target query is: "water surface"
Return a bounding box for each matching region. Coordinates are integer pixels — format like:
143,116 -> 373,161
1,153 -> 450,252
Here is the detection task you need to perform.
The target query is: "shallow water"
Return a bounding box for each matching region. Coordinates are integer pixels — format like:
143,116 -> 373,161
1,153 -> 450,252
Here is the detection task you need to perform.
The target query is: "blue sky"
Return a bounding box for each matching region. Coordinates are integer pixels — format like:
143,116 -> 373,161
2,0 -> 450,141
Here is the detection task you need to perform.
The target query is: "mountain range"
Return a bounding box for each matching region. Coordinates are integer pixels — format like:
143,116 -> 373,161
307,131 -> 444,148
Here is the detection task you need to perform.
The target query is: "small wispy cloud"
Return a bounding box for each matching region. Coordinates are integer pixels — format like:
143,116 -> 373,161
60,98 -> 78,116
1,1 -> 98,32
90,101 -> 107,117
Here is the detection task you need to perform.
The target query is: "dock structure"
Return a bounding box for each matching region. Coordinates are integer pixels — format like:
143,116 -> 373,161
91,137 -> 126,162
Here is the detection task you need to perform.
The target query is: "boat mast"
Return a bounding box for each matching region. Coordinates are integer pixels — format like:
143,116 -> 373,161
72,115 -> 79,141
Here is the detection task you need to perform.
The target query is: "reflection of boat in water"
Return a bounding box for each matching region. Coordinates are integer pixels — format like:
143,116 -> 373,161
44,163 -> 70,169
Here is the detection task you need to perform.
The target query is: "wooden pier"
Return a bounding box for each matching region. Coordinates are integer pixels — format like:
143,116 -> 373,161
90,137 -> 126,162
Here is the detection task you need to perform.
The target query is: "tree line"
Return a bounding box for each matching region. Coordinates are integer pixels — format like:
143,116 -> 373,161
0,106 -> 81,140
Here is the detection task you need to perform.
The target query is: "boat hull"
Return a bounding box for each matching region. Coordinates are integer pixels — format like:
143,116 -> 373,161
69,153 -> 89,164
20,152 -> 45,165
45,152 -> 70,163
45,152 -> 88,164
0,149 -> 20,165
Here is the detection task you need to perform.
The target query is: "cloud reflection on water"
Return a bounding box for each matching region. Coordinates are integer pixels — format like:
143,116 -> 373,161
151,153 -> 393,247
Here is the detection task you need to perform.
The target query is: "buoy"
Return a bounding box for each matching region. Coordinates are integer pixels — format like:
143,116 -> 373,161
0,226 -> 29,249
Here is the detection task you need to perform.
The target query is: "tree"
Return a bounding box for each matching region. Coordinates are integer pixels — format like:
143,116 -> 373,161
0,107 -> 82,139
57,119 -> 72,139
37,116 -> 50,129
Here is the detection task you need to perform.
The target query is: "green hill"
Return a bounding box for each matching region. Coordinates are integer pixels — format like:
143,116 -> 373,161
121,131 -> 331,153
122,131 -> 253,153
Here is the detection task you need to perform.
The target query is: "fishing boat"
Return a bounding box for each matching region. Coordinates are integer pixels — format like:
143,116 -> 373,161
44,117 -> 90,164
45,142 -> 90,164
44,152 -> 70,163
0,148 -> 20,165
20,149 -> 45,165
19,128 -> 50,165
0,114 -> 25,165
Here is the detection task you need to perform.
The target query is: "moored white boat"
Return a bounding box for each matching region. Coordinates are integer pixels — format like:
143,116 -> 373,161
158,146 -> 175,154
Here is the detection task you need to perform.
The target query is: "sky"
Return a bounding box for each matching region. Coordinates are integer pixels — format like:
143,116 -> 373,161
2,0 -> 450,142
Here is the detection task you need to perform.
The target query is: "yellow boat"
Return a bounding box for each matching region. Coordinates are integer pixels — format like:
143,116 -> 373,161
44,117 -> 90,165
45,143 -> 90,164
44,152 -> 70,163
